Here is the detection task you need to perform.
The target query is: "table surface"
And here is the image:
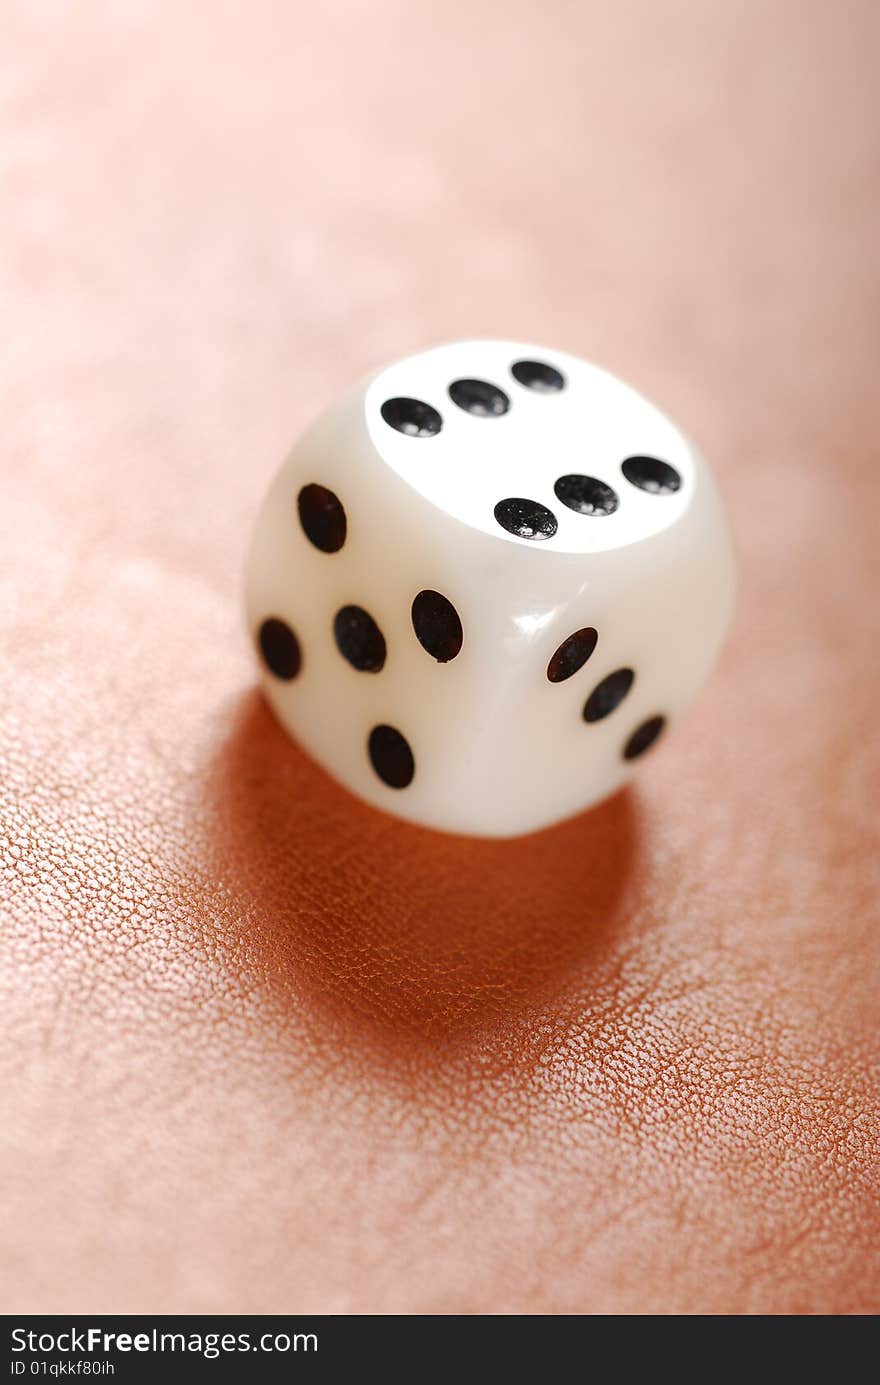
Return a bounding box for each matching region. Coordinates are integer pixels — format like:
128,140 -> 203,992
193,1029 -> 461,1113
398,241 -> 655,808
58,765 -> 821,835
2,0 -> 878,1314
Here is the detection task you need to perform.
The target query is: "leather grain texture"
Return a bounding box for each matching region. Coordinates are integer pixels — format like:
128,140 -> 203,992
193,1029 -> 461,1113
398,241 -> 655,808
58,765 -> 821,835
1,0 -> 878,1314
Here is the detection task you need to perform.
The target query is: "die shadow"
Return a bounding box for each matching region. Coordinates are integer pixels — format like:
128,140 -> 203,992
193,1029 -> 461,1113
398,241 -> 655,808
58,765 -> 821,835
204,691 -> 640,1057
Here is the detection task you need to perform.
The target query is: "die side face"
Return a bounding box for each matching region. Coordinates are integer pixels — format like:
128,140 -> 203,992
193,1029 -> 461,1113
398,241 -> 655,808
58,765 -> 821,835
244,341 -> 736,838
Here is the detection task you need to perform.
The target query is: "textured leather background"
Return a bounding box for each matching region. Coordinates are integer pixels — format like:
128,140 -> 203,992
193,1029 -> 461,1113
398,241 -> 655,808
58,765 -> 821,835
1,1 -> 878,1314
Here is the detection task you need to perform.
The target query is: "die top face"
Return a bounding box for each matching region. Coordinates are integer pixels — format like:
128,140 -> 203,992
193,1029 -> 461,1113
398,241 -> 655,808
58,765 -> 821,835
365,341 -> 696,555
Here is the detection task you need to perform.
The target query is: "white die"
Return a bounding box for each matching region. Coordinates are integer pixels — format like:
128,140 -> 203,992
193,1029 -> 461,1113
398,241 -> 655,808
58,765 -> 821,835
244,341 -> 736,838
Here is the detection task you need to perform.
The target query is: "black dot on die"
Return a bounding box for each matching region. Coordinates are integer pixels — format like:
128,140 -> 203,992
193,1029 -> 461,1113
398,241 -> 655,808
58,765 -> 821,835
448,378 -> 510,417
621,455 -> 682,496
411,590 -> 463,662
297,483 -> 347,553
554,474 -> 619,517
623,715 -> 666,760
511,359 -> 565,392
368,724 -> 415,789
583,667 -> 635,722
547,627 -> 598,683
494,497 -> 558,541
258,617 -> 301,681
333,605 -> 387,673
381,396 -> 442,437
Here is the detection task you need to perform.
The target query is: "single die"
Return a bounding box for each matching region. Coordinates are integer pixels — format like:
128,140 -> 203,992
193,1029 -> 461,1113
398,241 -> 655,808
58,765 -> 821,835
244,340 -> 736,838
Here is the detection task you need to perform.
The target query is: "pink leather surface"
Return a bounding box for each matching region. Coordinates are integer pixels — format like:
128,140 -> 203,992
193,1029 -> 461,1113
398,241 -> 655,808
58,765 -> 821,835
1,1 -> 878,1313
